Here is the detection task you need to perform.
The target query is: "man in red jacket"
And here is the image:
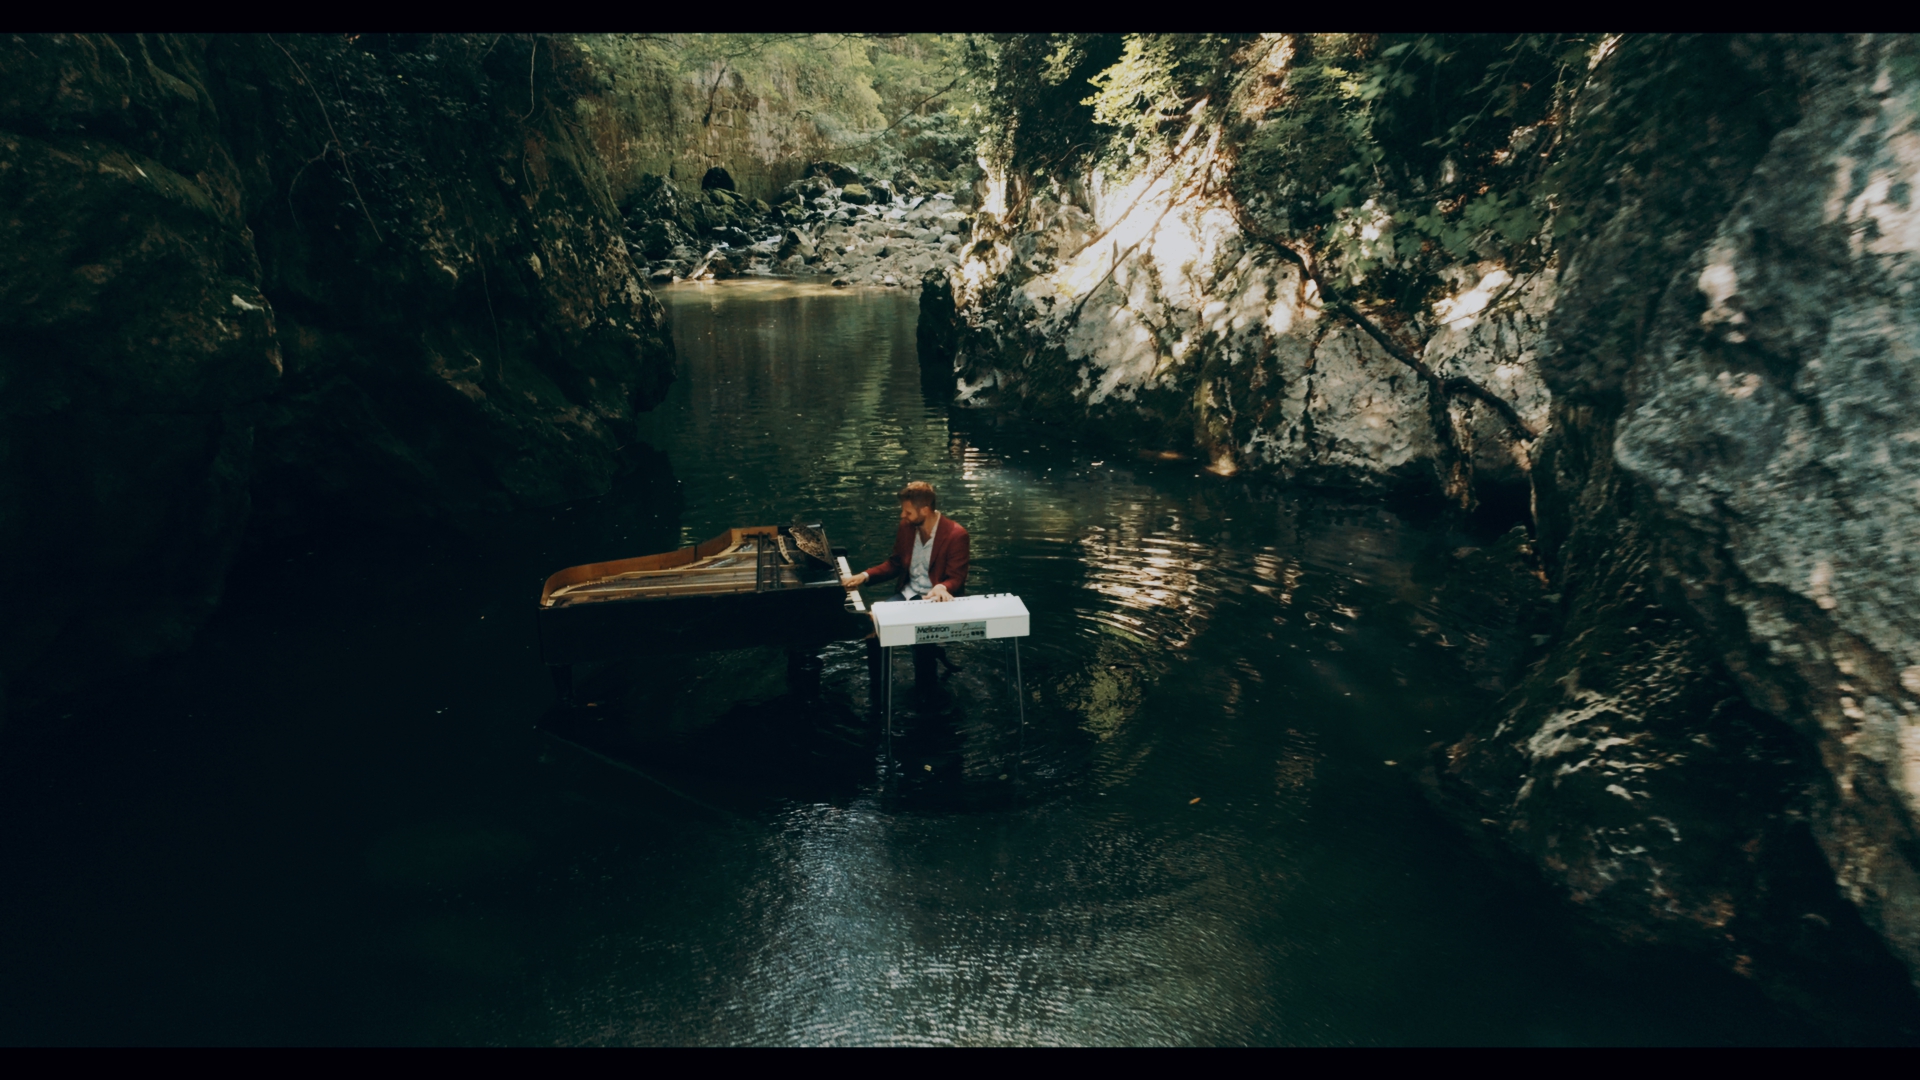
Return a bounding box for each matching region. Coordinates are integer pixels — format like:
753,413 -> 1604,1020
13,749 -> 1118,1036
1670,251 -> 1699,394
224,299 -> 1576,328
842,480 -> 968,690
840,480 -> 969,602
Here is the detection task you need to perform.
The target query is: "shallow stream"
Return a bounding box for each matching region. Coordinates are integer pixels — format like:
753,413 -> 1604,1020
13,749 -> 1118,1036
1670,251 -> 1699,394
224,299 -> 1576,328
0,281 -> 1824,1044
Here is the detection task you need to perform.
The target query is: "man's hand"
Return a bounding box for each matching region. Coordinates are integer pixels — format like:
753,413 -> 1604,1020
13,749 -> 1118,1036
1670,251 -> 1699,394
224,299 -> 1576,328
928,584 -> 953,602
840,571 -> 869,589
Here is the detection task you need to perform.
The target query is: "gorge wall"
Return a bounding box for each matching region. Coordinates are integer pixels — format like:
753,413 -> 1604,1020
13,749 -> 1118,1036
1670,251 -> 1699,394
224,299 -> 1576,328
922,34 -> 1920,1021
1434,35 -> 1920,1026
0,34 -> 674,719
7,30 -> 1919,1030
926,157 -> 1550,500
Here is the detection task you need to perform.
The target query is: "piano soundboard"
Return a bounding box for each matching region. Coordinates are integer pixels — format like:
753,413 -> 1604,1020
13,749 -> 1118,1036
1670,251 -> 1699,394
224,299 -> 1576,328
866,592 -> 1031,648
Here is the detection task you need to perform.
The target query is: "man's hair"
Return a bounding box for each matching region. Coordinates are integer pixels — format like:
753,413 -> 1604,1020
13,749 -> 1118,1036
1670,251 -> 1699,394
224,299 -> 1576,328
897,480 -> 937,510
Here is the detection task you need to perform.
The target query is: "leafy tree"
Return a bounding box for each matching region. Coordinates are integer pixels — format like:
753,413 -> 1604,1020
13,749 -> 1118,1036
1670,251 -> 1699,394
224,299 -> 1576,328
569,34 -> 987,200
1234,33 -> 1600,307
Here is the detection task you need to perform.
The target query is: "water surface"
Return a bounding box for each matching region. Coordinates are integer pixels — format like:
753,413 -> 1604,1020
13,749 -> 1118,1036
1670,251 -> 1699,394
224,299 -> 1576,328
0,280 -> 1827,1045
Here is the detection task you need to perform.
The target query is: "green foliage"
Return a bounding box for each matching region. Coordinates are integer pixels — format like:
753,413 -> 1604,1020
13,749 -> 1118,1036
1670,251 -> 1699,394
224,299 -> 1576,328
853,34 -> 988,176
973,32 -> 1598,311
1236,33 -> 1601,306
1082,34 -> 1253,164
569,34 -> 987,199
973,34 -> 1128,178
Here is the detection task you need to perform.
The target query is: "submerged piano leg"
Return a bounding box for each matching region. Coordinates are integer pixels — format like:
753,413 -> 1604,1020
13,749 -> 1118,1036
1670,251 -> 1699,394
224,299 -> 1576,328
866,639 -> 885,709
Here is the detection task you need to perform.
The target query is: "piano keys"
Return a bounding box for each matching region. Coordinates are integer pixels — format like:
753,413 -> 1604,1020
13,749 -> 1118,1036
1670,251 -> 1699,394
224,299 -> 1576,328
868,593 -> 1032,647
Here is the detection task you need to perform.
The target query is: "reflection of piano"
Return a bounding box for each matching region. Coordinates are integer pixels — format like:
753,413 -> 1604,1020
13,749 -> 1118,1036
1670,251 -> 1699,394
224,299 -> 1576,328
537,526 -> 871,694
869,593 -> 1031,647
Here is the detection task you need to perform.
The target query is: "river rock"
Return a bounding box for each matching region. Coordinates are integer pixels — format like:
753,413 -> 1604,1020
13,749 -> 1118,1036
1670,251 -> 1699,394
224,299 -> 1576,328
625,173 -> 699,238
634,218 -> 693,261
807,160 -> 860,186
840,183 -> 872,206
778,229 -> 815,261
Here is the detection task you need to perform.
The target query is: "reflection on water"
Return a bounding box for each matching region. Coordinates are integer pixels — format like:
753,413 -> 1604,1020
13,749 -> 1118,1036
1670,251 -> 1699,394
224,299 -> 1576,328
0,281 -> 1837,1046
520,281 -> 1819,1044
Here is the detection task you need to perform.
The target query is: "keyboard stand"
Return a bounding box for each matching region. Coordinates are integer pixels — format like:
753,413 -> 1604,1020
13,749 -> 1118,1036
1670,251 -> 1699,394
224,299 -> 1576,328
867,594 -> 1031,787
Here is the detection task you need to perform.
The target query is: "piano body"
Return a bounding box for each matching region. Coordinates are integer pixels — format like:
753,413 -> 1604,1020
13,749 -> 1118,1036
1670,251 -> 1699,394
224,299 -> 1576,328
537,526 -> 870,680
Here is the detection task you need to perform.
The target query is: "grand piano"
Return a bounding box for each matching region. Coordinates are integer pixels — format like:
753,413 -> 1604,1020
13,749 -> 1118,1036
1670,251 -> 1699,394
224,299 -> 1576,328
536,524 -> 871,698
537,524 -> 1032,722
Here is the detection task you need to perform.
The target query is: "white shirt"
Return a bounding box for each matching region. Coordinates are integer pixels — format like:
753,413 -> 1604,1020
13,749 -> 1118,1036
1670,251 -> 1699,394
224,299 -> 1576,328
908,526 -> 934,596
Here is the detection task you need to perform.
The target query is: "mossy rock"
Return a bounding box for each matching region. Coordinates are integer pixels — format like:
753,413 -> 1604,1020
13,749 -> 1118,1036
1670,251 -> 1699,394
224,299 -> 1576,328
840,182 -> 871,205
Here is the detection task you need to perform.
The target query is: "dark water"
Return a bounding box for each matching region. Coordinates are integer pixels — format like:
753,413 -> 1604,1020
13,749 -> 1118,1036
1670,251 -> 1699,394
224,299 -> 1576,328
0,281 -> 1833,1045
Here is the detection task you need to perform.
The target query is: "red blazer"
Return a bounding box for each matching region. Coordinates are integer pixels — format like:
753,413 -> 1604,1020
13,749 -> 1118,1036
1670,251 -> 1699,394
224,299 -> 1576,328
864,515 -> 969,596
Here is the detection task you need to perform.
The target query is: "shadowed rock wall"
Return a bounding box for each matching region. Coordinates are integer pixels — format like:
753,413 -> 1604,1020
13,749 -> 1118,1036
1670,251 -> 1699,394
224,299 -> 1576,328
0,34 -> 674,718
1434,35 -> 1920,1023
929,33 -> 1920,1023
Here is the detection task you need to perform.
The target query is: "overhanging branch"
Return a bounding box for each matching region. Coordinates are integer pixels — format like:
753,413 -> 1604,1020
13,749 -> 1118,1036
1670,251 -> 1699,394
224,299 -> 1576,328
1229,204 -> 1538,444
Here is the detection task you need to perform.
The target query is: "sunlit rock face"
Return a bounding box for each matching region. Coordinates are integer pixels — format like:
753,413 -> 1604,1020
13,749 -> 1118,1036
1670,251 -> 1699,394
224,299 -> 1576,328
1439,35 -> 1920,1018
0,35 -> 675,715
928,150 -> 1551,493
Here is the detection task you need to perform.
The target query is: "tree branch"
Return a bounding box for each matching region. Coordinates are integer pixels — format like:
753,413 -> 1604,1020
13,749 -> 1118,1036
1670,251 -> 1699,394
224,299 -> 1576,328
702,60 -> 730,127
1229,203 -> 1537,443
875,76 -> 960,138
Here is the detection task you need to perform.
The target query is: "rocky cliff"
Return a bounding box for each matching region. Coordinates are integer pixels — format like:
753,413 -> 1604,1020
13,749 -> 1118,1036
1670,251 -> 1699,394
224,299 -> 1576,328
0,34 -> 674,718
925,33 -> 1920,1020
1433,35 -> 1920,1024
928,167 -> 1550,500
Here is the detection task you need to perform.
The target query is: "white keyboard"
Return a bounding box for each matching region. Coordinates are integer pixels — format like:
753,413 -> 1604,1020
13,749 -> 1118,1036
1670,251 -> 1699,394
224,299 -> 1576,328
869,593 -> 1031,648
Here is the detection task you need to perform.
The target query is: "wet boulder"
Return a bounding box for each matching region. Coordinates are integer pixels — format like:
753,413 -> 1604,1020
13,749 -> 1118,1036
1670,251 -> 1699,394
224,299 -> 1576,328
626,173 -> 698,235
840,182 -> 872,206
806,160 -> 860,186
633,218 -> 693,261
778,228 -> 816,261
